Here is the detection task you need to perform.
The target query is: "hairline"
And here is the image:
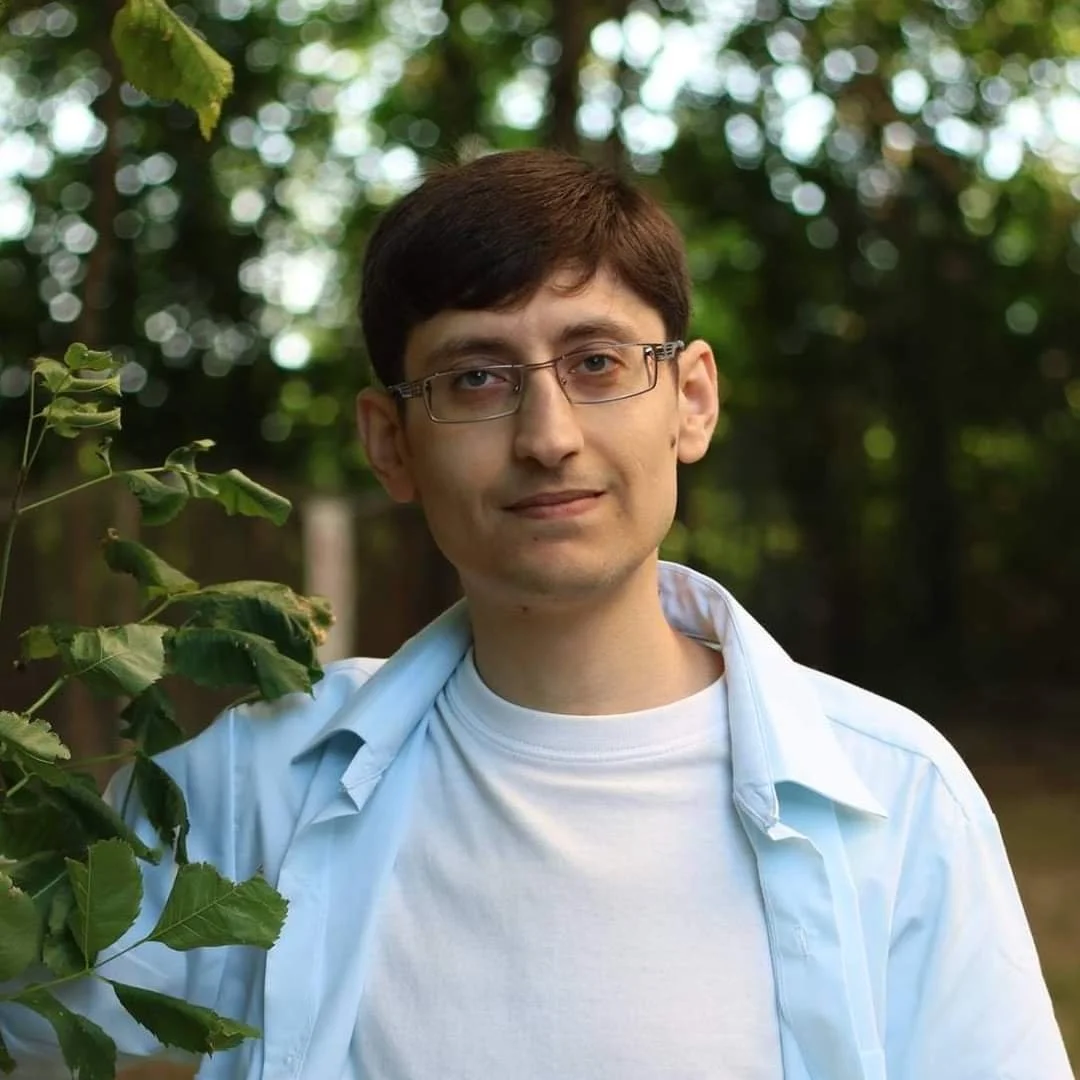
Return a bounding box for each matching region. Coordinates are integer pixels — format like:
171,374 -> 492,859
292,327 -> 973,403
393,265 -> 674,387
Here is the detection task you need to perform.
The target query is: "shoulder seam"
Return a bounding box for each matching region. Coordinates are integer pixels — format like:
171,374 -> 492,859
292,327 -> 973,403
824,710 -> 974,825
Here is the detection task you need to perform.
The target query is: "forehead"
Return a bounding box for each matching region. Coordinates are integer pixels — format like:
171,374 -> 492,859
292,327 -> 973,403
403,266 -> 666,377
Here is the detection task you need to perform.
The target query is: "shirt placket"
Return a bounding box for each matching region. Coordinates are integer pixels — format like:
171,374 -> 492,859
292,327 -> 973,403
742,788 -> 886,1080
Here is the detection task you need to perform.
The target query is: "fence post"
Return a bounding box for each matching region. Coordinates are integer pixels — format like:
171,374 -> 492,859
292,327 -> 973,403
301,495 -> 357,663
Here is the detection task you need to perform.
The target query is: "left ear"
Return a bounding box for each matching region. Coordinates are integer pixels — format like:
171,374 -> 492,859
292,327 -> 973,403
356,387 -> 418,503
674,339 -> 720,464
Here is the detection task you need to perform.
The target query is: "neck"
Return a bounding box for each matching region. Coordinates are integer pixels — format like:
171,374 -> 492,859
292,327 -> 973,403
464,560 -> 723,715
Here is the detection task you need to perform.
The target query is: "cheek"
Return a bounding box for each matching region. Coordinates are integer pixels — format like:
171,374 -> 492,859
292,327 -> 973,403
610,420 -> 679,511
413,449 -> 466,512
409,435 -> 495,542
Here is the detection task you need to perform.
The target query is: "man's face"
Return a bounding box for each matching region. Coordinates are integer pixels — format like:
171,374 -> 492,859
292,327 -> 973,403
358,267 -> 719,609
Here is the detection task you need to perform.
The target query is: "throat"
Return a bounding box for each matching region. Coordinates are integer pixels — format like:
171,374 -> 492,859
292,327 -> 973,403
468,593 -> 724,716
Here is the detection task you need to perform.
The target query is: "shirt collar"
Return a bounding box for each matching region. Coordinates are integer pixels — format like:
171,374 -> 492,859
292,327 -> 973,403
291,599 -> 471,786
657,561 -> 886,824
292,561 -> 886,822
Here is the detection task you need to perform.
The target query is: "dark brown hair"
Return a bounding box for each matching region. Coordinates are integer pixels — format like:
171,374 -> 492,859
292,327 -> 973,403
360,149 -> 691,387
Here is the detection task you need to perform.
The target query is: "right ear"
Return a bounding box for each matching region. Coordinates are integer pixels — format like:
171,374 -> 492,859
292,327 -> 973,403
356,388 -> 417,504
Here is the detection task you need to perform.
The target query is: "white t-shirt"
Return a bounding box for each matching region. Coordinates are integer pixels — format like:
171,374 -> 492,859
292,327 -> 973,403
354,649 -> 784,1079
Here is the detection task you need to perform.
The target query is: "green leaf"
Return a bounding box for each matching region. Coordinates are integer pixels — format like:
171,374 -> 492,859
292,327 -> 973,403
123,470 -> 188,526
149,862 -> 286,951
39,396 -> 122,438
33,357 -> 122,396
95,436 -> 113,472
110,981 -> 258,1054
42,880 -> 87,977
6,850 -> 71,910
0,710 -> 70,762
202,470 -> 291,526
66,839 -> 143,963
43,931 -> 86,978
12,990 -> 116,1080
0,1030 -> 14,1074
111,0 -> 234,139
63,343 -> 117,372
180,581 -> 331,675
0,798 -> 86,864
164,438 -> 215,474
133,753 -> 190,864
20,623 -> 65,660
160,440 -> 221,498
60,624 -> 167,697
166,626 -> 314,700
0,874 -> 43,980
181,471 -> 221,499
34,357 -> 70,391
20,622 -> 83,663
102,532 -> 199,600
25,763 -> 158,863
120,685 -> 185,755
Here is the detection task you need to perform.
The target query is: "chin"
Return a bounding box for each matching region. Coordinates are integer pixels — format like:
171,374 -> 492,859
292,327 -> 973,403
476,549 -> 654,607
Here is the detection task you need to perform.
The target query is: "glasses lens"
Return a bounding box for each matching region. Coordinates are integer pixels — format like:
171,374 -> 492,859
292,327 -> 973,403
558,344 -> 654,404
425,346 -> 659,421
427,365 -> 522,421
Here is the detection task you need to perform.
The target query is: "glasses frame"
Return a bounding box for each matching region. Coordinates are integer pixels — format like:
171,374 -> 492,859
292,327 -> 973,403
387,340 -> 686,424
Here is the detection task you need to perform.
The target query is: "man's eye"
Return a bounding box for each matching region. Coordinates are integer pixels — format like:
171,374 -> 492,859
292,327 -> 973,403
575,352 -> 620,374
451,368 -> 506,390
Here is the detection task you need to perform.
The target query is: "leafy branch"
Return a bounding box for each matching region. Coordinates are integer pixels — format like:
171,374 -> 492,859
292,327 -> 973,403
0,345 -> 333,1077
3,0 -> 237,141
110,0 -> 234,139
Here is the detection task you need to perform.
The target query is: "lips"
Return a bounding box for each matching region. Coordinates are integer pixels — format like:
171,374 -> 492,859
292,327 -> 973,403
507,490 -> 603,510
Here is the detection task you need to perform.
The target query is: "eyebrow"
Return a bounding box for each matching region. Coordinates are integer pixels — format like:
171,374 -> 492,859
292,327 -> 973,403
418,316 -> 644,374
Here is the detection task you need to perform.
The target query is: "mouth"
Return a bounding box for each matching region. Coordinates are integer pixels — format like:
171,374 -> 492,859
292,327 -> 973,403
506,490 -> 604,518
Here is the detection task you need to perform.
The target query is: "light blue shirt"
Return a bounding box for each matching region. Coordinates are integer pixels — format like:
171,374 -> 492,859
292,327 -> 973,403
3,562 -> 1072,1079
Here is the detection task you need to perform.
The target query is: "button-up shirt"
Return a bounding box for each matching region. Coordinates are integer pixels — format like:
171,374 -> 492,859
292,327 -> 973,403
2,562 -> 1072,1079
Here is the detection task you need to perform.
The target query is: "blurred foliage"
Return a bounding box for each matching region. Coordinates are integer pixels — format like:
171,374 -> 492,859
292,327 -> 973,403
1,0 -> 1079,694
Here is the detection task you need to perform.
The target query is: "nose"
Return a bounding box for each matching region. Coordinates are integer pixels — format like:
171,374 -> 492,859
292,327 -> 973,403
511,365 -> 584,468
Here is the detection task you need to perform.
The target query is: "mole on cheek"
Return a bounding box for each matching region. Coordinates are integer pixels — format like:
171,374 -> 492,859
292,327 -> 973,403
669,434 -> 677,449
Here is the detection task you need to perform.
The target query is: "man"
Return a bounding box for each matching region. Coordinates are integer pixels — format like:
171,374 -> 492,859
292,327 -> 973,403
3,150 -> 1072,1079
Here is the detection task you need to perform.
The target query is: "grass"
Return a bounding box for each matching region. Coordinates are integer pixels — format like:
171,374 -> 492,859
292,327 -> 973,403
993,789 -> 1080,1074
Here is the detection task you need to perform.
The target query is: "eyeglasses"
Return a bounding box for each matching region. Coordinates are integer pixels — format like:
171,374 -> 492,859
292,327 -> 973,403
387,341 -> 685,423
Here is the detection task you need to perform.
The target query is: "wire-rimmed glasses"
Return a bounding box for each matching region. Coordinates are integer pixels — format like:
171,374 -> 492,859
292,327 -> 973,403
387,341 -> 685,423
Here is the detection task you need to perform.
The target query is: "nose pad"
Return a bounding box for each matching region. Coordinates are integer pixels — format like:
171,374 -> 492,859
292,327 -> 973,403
513,362 -> 573,416
520,360 -> 570,402
512,364 -> 584,463
519,365 -> 578,419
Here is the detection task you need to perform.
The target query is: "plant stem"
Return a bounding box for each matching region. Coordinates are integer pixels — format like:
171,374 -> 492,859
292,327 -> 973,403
0,511 -> 17,630
141,597 -> 174,623
86,932 -> 153,970
17,465 -> 168,516
19,473 -> 111,515
60,750 -> 133,769
119,770 -> 136,820
0,374 -> 36,625
0,969 -> 98,1002
29,868 -> 66,902
5,773 -> 31,798
25,418 -> 49,475
25,676 -> 66,718
21,370 -> 36,471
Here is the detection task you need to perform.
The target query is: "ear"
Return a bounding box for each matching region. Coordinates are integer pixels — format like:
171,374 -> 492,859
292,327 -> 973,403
674,339 -> 720,465
356,388 -> 418,503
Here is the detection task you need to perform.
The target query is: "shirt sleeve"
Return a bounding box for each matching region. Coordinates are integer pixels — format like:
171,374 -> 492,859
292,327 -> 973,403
0,712 -> 241,1072
885,778 -> 1074,1080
